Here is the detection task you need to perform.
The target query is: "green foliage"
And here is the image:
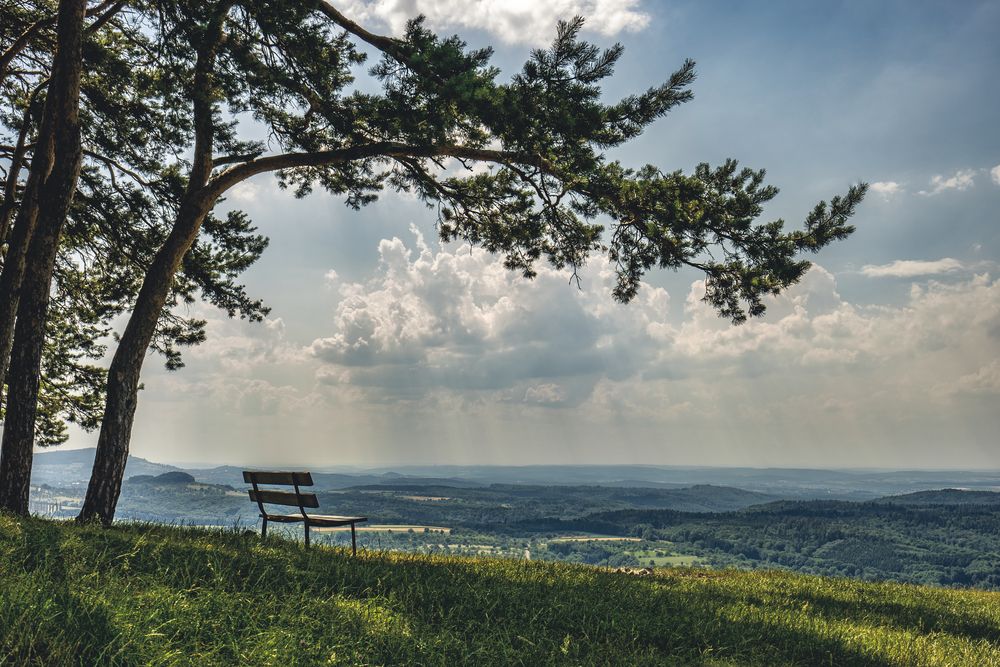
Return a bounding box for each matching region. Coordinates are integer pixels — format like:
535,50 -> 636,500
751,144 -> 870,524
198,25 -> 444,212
516,500 -> 1000,589
2,516 -> 1000,666
1,1 -> 272,434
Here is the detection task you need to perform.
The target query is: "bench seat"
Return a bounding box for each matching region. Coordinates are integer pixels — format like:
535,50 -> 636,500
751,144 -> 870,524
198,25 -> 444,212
263,513 -> 367,527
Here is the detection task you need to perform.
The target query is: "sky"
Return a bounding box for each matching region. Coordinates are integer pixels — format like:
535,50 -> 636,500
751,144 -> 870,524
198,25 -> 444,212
61,0 -> 1000,468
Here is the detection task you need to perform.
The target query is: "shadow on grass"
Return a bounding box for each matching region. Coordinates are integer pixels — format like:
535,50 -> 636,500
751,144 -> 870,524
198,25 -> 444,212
780,586 -> 1000,645
8,520 -> 124,665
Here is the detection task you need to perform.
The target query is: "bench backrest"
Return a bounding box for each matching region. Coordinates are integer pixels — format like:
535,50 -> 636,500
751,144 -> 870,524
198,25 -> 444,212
243,470 -> 319,518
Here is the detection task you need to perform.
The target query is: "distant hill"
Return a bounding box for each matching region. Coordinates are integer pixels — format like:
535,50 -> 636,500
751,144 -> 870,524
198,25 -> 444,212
346,482 -> 777,515
873,488 -> 1000,505
189,464 -> 484,490
662,484 -> 778,512
32,450 -> 1000,500
32,447 -> 180,487
360,464 -> 1000,500
126,471 -> 196,486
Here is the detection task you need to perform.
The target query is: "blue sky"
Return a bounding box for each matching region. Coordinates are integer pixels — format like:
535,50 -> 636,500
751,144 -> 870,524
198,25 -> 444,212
63,0 -> 1000,468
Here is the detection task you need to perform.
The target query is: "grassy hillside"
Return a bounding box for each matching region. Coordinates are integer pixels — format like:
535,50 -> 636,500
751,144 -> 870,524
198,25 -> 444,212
3,516 -> 1000,665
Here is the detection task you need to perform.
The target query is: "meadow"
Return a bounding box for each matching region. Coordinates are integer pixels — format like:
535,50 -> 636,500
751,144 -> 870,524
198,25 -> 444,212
3,515 -> 1000,665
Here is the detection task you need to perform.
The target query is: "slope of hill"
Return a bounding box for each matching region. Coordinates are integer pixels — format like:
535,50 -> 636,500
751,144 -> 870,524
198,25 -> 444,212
126,471 -> 197,485
874,489 -> 1000,505
347,482 -> 777,513
2,516 -> 999,666
32,447 -> 180,487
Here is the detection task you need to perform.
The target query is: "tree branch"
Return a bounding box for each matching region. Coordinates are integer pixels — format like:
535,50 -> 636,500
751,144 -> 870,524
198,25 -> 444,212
85,0 -> 128,35
206,142 -> 556,199
83,149 -> 151,187
0,0 -> 121,83
315,2 -> 406,61
0,18 -> 52,83
0,78 -> 49,245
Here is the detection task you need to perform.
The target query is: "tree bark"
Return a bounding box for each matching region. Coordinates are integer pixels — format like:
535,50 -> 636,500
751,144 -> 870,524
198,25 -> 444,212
0,0 -> 86,516
0,155 -> 81,513
0,97 -> 37,248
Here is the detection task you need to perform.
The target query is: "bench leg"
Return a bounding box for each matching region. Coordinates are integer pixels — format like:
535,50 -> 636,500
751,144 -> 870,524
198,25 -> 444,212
261,517 -> 268,540
351,523 -> 357,556
305,523 -> 310,548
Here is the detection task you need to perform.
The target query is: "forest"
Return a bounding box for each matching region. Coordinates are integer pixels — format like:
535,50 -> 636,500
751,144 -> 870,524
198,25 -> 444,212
31,470 -> 1000,590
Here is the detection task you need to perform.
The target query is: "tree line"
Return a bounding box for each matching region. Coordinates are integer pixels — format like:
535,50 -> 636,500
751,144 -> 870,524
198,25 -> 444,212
0,0 -> 866,524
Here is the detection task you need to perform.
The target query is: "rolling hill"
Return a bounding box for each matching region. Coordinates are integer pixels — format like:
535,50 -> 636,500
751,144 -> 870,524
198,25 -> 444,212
3,515 -> 1000,665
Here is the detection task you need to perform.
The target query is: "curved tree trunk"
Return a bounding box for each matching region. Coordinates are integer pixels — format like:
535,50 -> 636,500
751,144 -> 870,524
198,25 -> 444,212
0,0 -> 86,515
77,3 -> 232,525
77,203 -> 210,523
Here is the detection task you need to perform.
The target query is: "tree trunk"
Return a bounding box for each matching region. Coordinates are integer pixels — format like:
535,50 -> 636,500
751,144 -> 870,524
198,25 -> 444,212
0,161 -> 80,512
77,203 -> 210,523
0,0 -> 85,515
78,5 -> 230,524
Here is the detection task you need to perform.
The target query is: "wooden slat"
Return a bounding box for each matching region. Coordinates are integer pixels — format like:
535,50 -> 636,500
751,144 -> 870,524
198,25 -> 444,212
305,515 -> 367,526
242,470 -> 313,486
248,489 -> 319,508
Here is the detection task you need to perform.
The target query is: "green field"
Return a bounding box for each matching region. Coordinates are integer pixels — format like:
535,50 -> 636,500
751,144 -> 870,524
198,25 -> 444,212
3,515 -> 1000,665
628,548 -> 706,567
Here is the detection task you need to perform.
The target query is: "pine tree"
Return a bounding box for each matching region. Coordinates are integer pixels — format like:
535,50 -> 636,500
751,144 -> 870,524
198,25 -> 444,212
78,3 -> 864,523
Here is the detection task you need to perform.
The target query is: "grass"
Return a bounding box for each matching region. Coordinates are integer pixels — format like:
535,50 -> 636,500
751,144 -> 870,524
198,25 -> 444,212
3,516 -> 1000,665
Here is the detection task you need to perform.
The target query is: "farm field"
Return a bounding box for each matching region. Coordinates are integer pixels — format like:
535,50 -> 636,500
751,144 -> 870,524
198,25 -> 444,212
314,524 -> 453,534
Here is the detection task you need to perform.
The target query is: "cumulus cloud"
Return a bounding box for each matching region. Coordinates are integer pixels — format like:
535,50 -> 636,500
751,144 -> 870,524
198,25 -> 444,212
860,258 -> 964,278
227,180 -> 260,203
523,383 -> 568,405
918,169 -> 976,196
338,0 -> 650,45
309,225 -> 662,401
869,181 -> 902,200
992,164 -> 1000,186
308,229 -> 1000,432
133,227 -> 1000,467
947,360 -> 1000,396
187,315 -> 303,372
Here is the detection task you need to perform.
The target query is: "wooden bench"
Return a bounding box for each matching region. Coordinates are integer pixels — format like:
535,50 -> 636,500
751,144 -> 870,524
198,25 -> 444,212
243,471 -> 367,554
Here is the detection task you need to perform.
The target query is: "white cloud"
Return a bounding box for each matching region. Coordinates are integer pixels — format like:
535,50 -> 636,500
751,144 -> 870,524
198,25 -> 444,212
991,164 -> 1000,186
228,181 -> 259,203
308,229 -> 1000,427
860,258 -> 964,278
338,0 -> 650,45
918,169 -> 976,196
946,360 -> 1000,396
130,228 -> 1000,467
869,181 -> 902,200
523,383 -> 567,405
186,315 -> 303,372
309,225 -> 668,400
